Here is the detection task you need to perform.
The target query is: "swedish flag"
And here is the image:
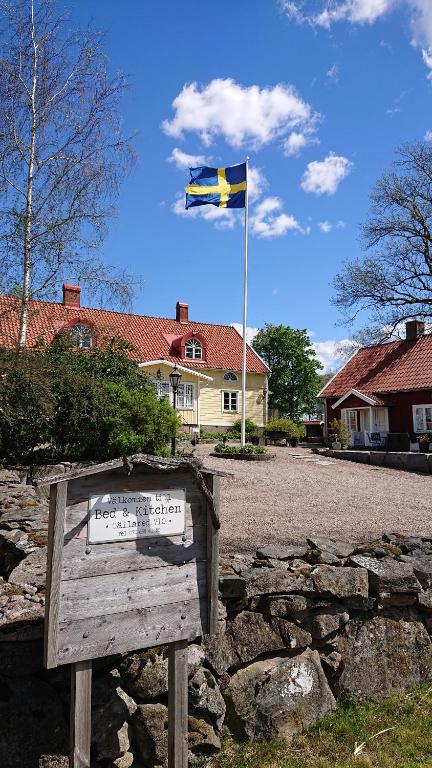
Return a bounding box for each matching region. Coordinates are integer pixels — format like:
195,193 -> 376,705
185,162 -> 246,210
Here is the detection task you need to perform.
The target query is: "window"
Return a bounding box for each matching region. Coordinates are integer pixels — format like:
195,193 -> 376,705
154,381 -> 170,400
223,372 -> 238,381
222,391 -> 238,413
185,337 -> 202,360
152,380 -> 195,410
413,405 -> 432,432
70,323 -> 92,349
176,383 -> 194,410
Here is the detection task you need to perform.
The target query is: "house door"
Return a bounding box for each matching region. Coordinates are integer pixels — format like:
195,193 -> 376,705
347,410 -> 358,433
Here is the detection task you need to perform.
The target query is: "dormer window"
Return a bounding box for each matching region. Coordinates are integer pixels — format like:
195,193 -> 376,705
185,337 -> 202,360
224,372 -> 238,381
70,323 -> 93,349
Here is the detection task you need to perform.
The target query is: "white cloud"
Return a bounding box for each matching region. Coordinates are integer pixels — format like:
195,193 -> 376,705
167,147 -> 209,170
280,0 -> 432,79
312,338 -> 351,373
301,152 -> 353,195
251,196 -> 306,238
326,63 -> 340,82
162,77 -> 320,151
230,323 -> 259,345
319,221 -> 333,233
171,195 -> 237,230
425,129 -> 432,140
247,167 -> 268,201
283,130 -> 319,156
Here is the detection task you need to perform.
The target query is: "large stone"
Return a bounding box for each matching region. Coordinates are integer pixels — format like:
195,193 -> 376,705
225,648 -> 336,742
251,594 -> 309,619
307,537 -> 354,559
256,545 -> 308,561
0,676 -> 67,768
8,546 -> 47,590
188,667 -> 226,730
219,574 -> 247,599
203,611 -> 312,674
0,586 -> 44,628
188,715 -> 221,755
337,617 -> 432,700
92,671 -> 137,762
132,703 -> 168,768
246,568 -> 313,598
349,555 -> 422,594
311,565 -> 368,599
306,612 -> 349,640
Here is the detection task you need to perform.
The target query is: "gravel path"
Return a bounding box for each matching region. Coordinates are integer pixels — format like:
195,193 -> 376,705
194,444 -> 432,553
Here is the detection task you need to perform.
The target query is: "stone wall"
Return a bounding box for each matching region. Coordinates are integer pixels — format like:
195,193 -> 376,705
315,447 -> 432,473
1,468 -> 432,767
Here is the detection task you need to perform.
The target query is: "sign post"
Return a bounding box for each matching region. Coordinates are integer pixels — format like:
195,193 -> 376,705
40,455 -> 227,768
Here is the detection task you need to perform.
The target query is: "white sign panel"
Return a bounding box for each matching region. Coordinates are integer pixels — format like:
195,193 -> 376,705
88,489 -> 186,544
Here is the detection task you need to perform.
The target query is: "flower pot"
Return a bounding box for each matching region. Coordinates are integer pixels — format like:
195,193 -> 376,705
290,437 -> 299,447
419,443 -> 430,453
250,435 -> 260,446
332,441 -> 341,450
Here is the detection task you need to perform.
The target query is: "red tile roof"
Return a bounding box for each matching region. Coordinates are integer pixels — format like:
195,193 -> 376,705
321,334 -> 432,398
0,295 -> 269,374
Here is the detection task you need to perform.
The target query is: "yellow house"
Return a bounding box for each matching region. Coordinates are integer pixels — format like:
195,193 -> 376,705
0,285 -> 269,432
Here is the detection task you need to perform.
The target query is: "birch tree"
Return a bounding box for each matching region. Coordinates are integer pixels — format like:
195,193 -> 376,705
0,0 -> 136,347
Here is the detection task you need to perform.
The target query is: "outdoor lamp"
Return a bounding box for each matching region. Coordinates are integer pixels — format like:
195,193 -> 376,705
169,365 -> 182,456
156,368 -> 162,380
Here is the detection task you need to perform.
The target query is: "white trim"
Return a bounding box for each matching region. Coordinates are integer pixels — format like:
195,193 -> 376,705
317,349 -> 360,398
221,389 -> 239,413
230,325 -> 271,373
138,359 -> 213,381
412,403 -> 432,433
332,388 -> 377,409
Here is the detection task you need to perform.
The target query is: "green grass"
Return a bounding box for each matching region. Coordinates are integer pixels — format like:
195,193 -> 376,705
206,686 -> 432,768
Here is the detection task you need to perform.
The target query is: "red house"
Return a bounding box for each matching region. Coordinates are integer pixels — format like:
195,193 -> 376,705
319,320 -> 432,447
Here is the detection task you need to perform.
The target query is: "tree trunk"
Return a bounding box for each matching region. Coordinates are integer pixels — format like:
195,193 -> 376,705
18,1 -> 38,350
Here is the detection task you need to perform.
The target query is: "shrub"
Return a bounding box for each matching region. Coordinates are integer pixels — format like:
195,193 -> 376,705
329,418 -> 349,447
0,343 -> 179,464
228,418 -> 258,437
214,443 -> 266,455
265,418 -> 297,436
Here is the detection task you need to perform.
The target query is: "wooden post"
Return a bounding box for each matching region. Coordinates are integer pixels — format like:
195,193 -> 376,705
168,640 -> 188,768
70,660 -> 92,768
204,473 -> 220,634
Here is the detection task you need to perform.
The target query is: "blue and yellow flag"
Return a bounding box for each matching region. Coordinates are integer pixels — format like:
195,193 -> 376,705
185,162 -> 246,210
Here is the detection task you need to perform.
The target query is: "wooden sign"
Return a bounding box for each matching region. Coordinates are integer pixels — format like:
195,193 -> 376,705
40,454 -> 227,768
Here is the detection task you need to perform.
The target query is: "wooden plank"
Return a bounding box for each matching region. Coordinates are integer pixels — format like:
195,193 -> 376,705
168,640 -> 188,768
44,480 -> 68,669
203,473 -> 220,636
56,598 -> 207,665
59,561 -> 208,622
62,526 -> 206,580
70,659 -> 92,768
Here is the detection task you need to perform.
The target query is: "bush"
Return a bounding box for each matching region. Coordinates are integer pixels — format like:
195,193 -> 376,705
228,418 -> 258,437
0,342 -> 179,463
329,418 -> 349,447
214,443 -> 266,455
265,418 -> 297,436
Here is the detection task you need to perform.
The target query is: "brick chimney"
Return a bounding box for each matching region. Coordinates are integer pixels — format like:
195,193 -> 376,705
176,301 -> 188,323
405,319 -> 425,341
62,283 -> 81,308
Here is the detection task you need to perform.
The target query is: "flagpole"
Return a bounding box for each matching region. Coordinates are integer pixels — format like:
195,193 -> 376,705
241,157 -> 249,447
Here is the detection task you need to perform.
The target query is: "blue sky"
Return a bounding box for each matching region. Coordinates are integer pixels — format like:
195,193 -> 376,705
72,0 -> 432,371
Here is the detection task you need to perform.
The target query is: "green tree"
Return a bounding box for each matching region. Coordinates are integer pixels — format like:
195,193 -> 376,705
0,340 -> 179,463
253,324 -> 323,420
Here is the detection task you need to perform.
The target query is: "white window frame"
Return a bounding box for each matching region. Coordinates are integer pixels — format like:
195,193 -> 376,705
222,390 -> 239,413
223,372 -> 238,382
70,323 -> 93,349
176,382 -> 195,411
154,381 -> 170,401
184,338 -> 203,360
412,404 -> 432,433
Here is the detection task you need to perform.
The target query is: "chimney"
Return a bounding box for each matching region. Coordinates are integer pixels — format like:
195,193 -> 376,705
176,301 -> 188,324
405,319 -> 425,341
62,283 -> 81,308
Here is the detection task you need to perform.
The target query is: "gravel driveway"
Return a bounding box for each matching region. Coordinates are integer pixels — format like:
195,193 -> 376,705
194,444 -> 432,553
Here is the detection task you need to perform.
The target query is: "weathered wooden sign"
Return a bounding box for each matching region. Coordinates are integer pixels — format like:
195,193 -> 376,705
40,454 -> 227,768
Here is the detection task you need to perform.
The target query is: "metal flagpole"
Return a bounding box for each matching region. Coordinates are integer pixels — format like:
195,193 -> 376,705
240,157 -> 249,447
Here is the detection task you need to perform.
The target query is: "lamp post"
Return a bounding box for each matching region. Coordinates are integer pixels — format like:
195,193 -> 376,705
169,365 -> 182,456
